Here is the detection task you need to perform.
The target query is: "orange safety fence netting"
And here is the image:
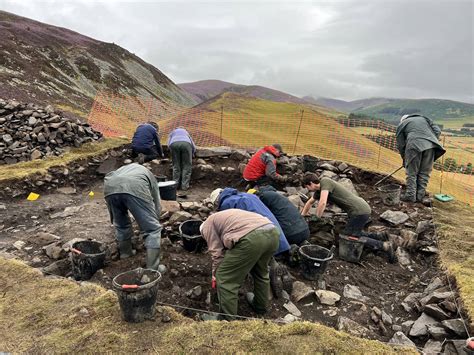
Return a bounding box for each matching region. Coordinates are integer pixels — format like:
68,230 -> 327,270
87,92 -> 474,205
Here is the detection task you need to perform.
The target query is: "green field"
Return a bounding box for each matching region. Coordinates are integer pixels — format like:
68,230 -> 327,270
435,116 -> 474,129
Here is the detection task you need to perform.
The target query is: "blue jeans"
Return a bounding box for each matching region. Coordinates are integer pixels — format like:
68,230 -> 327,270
105,193 -> 161,249
343,214 -> 384,250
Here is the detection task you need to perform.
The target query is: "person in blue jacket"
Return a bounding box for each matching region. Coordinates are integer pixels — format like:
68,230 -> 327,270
131,122 -> 164,163
209,187 -> 292,297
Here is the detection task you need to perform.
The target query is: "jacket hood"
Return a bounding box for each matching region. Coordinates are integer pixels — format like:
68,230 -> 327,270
217,188 -> 239,209
263,145 -> 281,157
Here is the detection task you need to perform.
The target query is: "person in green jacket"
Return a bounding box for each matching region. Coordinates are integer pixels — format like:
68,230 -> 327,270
396,114 -> 446,202
301,174 -> 395,263
104,163 -> 163,271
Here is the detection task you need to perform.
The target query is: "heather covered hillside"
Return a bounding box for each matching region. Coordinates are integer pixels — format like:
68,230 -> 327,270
0,11 -> 196,118
180,79 -> 316,106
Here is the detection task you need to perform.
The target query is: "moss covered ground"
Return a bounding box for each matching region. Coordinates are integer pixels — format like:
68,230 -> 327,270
0,137 -> 128,181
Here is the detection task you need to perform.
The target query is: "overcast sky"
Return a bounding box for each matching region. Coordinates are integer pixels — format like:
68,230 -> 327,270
1,0 -> 473,103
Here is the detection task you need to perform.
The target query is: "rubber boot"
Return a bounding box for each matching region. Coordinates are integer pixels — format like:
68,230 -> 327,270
269,258 -> 284,298
146,248 -> 161,270
118,240 -> 133,259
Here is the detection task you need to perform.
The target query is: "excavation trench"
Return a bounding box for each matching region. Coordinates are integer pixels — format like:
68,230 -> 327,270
0,147 -> 468,348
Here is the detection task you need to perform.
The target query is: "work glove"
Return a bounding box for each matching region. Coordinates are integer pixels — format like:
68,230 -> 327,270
275,175 -> 288,183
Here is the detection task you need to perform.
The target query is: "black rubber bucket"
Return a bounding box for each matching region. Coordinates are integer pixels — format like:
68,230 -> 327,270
179,220 -> 205,253
378,184 -> 401,206
298,244 -> 333,281
155,175 -> 167,182
338,235 -> 365,263
71,240 -> 106,281
113,268 -> 161,323
158,180 -> 178,201
303,155 -> 319,172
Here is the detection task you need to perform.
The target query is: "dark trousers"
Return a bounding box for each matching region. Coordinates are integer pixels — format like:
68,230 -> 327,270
286,228 -> 310,246
132,146 -> 159,162
105,193 -> 161,250
405,148 -> 435,201
246,176 -> 279,189
343,214 -> 384,250
170,141 -> 193,190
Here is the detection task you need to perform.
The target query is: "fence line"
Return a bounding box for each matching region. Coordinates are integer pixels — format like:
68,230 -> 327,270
87,92 -> 474,205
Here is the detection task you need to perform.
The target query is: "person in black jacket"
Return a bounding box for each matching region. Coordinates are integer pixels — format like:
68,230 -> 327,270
250,185 -> 309,245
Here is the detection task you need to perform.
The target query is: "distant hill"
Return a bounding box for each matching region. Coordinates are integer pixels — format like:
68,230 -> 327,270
303,96 -> 395,112
0,11 -> 195,117
179,79 -> 312,105
353,99 -> 474,123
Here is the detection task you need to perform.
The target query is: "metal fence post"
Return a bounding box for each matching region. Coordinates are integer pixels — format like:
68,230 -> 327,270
220,105 -> 224,146
292,109 -> 304,154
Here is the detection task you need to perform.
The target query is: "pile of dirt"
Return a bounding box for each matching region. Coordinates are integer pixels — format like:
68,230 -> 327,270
0,146 -> 470,353
0,99 -> 103,165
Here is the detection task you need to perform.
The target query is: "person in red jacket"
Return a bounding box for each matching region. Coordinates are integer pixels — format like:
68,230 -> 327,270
243,144 -> 287,187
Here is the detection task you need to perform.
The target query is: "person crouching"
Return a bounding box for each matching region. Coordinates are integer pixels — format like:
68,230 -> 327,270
200,209 -> 279,321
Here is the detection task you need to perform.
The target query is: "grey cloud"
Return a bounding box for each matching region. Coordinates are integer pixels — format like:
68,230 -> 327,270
0,0 -> 472,103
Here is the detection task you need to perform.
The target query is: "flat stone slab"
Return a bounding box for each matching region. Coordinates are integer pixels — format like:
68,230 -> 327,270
380,210 -> 409,225
409,312 -> 439,337
195,146 -> 232,158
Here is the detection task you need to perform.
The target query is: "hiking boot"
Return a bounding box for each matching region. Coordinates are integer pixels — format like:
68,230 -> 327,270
246,292 -> 267,315
383,241 -> 396,264
288,244 -> 301,268
368,231 -> 389,241
400,193 -> 416,203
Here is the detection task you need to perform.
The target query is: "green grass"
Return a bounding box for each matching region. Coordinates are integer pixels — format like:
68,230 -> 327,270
433,201 -> 474,317
0,258 -> 411,353
435,116 -> 474,129
0,138 -> 128,182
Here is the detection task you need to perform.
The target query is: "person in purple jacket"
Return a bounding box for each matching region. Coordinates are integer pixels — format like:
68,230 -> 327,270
131,122 -> 164,163
167,127 -> 196,190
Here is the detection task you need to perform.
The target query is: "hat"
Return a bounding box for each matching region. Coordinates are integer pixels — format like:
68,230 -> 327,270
247,188 -> 257,194
209,188 -> 223,205
400,114 -> 410,123
272,143 -> 284,154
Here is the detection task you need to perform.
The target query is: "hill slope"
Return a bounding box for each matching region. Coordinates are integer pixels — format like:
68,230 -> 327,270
353,98 -> 474,122
303,96 -> 395,112
179,79 -> 314,106
0,11 -> 196,117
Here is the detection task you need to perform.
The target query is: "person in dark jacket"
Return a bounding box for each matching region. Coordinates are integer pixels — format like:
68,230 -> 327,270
131,122 -> 164,163
167,127 -> 196,191
251,185 -> 309,246
396,114 -> 446,202
243,144 -> 287,187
